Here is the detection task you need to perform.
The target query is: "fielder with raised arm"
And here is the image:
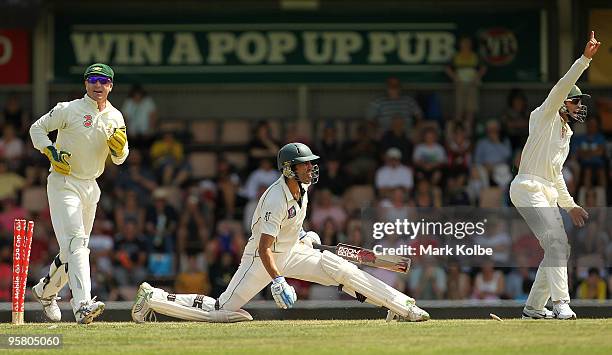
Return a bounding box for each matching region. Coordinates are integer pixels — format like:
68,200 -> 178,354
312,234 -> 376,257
510,32 -> 600,320
29,63 -> 129,324
132,143 -> 429,323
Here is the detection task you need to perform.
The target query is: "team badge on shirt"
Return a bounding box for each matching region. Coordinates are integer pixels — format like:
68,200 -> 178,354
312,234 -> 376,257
83,115 -> 93,127
288,206 -> 296,219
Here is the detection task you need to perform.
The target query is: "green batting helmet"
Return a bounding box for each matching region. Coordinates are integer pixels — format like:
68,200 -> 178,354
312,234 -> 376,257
277,142 -> 319,171
566,85 -> 591,100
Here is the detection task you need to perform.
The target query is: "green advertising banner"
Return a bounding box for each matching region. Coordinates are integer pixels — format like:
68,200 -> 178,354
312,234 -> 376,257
53,12 -> 541,83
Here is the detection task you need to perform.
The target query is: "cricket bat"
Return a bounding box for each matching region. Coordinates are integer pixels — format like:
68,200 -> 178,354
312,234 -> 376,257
312,243 -> 411,274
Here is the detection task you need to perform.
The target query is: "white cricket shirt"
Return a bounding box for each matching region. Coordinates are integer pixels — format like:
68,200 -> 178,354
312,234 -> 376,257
518,55 -> 591,210
243,176 -> 309,256
30,94 -> 129,180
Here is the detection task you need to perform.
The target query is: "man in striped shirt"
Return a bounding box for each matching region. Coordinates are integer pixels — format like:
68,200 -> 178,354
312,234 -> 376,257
367,77 -> 423,131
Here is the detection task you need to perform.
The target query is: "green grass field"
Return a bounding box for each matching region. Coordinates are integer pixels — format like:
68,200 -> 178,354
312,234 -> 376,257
1,319 -> 611,354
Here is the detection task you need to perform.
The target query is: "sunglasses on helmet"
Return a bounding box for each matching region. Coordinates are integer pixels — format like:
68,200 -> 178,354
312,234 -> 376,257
569,98 -> 581,105
86,75 -> 112,85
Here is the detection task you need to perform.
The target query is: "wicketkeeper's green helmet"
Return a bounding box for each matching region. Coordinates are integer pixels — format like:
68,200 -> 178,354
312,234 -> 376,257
277,142 -> 320,182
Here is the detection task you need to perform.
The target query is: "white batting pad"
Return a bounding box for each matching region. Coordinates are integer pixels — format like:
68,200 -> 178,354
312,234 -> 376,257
319,250 -> 413,318
148,292 -> 253,323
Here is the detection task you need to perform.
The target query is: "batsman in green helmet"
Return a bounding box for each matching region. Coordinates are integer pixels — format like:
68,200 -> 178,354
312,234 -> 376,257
132,142 -> 430,323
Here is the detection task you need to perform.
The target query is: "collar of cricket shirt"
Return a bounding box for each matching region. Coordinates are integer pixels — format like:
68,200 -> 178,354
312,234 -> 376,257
83,94 -> 110,113
280,176 -> 295,203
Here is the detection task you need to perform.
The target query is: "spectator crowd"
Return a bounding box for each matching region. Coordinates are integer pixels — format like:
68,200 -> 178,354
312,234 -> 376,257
1,78 -> 611,305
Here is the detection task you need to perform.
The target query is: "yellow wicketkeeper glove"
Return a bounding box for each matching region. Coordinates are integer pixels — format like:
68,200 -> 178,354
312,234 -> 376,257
43,145 -> 72,175
107,126 -> 127,156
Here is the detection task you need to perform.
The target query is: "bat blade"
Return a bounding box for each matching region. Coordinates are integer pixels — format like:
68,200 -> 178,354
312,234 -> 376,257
314,243 -> 411,274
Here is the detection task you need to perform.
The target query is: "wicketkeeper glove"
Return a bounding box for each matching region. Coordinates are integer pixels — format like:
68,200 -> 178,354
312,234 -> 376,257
107,126 -> 127,156
43,145 -> 72,175
271,276 -> 297,309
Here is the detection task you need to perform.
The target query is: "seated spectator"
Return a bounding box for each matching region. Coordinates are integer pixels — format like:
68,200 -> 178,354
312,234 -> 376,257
0,124 -> 25,169
89,220 -> 116,300
465,165 -> 489,205
0,92 -> 29,137
0,160 -> 25,200
444,171 -> 471,206
316,121 -> 343,162
379,188 -> 409,221
145,188 -> 178,254
114,189 -> 146,235
343,121 -> 379,184
577,267 -> 607,300
446,260 -> 471,300
478,218 -> 512,264
175,253 -> 211,294
366,76 -> 423,132
316,155 -> 345,197
0,194 -> 27,233
408,256 -> 447,300
501,88 -> 530,150
319,217 -> 342,246
121,84 -> 157,148
243,158 -> 279,200
177,194 -> 210,257
375,148 -> 414,199
511,230 -> 544,268
150,132 -> 191,186
247,121 -> 279,172
574,221 -> 608,257
413,127 -> 446,186
446,122 -> 471,175
215,159 -> 242,220
413,179 -> 442,208
89,220 -> 115,275
572,118 -> 607,187
116,149 -> 158,205
380,115 -> 413,165
210,220 -> 246,262
310,188 -> 347,231
472,260 -> 505,300
473,120 -> 512,181
505,265 -> 535,301
113,221 -> 148,287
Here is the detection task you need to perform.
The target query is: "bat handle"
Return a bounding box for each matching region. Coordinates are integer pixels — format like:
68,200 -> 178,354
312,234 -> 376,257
312,243 -> 336,253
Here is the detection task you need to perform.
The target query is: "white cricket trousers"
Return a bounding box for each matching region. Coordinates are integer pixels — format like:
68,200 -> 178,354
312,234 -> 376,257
46,172 -> 100,305
218,243 -> 339,310
509,174 -> 571,309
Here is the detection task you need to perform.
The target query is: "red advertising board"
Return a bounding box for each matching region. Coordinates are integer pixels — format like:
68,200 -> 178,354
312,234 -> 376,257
0,30 -> 30,84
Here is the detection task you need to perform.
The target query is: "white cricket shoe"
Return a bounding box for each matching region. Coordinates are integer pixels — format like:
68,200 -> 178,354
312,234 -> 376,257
132,282 -> 156,323
31,284 -> 61,322
71,297 -> 105,324
553,301 -> 576,320
521,306 -> 554,320
386,300 -> 430,322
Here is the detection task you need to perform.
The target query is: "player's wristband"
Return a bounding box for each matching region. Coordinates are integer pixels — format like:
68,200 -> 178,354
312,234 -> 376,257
272,276 -> 285,284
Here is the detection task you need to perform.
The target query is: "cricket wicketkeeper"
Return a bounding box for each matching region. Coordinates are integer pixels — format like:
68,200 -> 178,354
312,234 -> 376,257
29,63 -> 129,324
509,31 -> 601,320
132,143 -> 430,323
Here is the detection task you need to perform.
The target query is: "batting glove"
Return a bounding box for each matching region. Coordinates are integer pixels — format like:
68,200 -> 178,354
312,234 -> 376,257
271,276 -> 297,309
299,230 -> 321,248
43,145 -> 72,175
107,126 -> 127,156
